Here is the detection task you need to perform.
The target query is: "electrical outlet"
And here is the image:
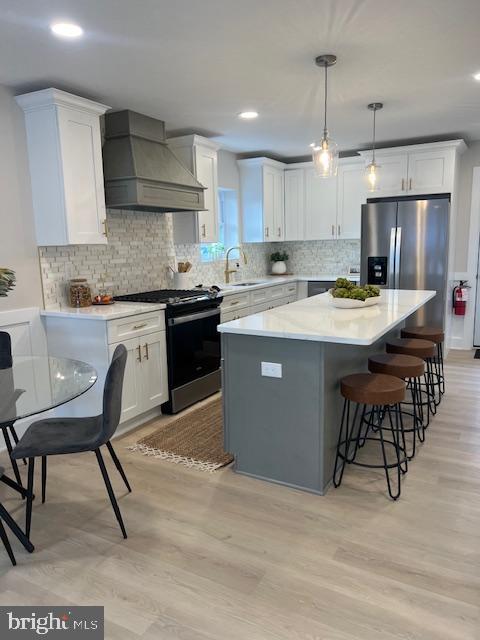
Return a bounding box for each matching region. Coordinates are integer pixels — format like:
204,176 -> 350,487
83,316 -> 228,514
261,361 -> 282,378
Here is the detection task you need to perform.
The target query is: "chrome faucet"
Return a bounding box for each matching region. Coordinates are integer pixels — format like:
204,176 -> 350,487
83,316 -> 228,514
224,246 -> 248,284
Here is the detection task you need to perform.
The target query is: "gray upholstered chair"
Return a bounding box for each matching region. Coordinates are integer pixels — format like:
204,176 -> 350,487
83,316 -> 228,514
12,344 -> 131,540
0,465 -> 34,565
0,331 -> 26,487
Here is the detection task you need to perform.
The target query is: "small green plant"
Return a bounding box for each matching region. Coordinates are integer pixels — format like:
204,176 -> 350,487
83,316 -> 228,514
270,251 -> 289,262
0,268 -> 15,297
330,278 -> 380,300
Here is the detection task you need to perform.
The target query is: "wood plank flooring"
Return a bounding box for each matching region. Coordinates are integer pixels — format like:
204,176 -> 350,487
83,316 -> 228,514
0,349 -> 479,639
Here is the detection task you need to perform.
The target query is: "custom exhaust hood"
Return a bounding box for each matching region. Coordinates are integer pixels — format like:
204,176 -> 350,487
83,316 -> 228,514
103,110 -> 206,212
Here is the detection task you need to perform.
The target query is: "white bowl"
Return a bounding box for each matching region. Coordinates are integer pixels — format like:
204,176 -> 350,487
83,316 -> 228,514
328,292 -> 381,308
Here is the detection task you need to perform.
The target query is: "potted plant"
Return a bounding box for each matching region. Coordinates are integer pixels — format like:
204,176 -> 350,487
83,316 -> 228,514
270,251 -> 289,275
0,268 -> 15,297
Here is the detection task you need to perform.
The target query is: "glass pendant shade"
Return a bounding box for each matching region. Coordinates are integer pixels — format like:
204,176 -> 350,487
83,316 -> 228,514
311,137 -> 339,177
366,161 -> 380,192
365,102 -> 383,192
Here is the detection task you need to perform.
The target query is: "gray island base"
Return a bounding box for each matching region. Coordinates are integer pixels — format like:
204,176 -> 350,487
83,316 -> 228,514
219,289 -> 436,495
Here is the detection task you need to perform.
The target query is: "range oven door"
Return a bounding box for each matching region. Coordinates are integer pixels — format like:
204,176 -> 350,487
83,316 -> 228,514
164,307 -> 221,413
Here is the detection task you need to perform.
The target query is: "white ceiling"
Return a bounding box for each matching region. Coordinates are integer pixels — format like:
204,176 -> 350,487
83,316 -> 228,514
2,0 -> 480,158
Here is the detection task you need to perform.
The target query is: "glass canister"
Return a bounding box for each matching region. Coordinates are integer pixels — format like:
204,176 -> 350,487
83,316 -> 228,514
69,278 -> 92,308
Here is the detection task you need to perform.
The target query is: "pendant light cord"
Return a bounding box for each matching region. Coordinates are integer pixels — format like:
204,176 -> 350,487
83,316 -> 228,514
372,106 -> 376,164
323,63 -> 328,138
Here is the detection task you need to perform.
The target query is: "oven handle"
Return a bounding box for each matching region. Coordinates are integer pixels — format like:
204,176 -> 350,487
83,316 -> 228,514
168,308 -> 220,326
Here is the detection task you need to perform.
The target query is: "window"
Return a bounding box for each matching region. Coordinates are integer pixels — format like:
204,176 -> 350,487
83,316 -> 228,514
200,188 -> 240,262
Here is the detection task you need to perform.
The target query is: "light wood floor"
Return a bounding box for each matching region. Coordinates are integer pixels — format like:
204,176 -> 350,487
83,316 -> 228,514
0,350 -> 479,639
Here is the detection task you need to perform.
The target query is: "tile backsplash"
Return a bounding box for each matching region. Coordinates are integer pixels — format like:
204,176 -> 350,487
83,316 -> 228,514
39,210 -> 361,308
39,210 -> 273,308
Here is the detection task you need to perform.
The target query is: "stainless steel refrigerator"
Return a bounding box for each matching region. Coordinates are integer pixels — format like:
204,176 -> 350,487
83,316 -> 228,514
360,196 -> 449,328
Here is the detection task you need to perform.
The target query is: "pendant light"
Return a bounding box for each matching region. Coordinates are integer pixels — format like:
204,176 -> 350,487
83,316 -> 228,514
365,102 -> 383,191
311,54 -> 338,177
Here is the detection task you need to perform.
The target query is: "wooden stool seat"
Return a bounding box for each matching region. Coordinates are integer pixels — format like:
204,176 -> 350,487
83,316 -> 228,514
386,337 -> 436,360
401,326 -> 444,344
368,353 -> 425,379
341,373 -> 406,406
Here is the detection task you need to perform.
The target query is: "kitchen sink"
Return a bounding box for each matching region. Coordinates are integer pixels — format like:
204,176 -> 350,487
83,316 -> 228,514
231,281 -> 269,287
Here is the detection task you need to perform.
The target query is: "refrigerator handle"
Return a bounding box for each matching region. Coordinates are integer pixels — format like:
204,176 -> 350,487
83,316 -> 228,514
389,227 -> 396,287
395,227 -> 402,289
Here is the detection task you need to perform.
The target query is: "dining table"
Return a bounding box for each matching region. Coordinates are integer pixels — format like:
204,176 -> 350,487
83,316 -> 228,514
0,354 -> 97,553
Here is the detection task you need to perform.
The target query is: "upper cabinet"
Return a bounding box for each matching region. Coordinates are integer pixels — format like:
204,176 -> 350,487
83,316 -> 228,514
358,140 -> 466,198
238,158 -> 286,242
167,135 -> 220,243
16,88 -> 110,246
283,157 -> 366,242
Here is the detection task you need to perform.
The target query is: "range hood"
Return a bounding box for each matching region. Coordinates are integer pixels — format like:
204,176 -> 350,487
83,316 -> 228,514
103,110 -> 206,212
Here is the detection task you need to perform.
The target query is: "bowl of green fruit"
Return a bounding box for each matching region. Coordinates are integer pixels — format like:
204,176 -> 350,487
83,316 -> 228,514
328,278 -> 381,308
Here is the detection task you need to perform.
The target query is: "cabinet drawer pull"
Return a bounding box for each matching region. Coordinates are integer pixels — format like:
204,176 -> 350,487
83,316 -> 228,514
401,178 -> 405,191
230,300 -> 240,306
277,227 -> 281,237
132,323 -> 148,330
143,343 -> 149,360
102,219 -> 108,237
136,345 -> 142,362
409,178 -> 412,190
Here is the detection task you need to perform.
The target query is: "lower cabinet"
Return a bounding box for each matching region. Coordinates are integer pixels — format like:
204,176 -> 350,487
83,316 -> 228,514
43,311 -> 168,425
109,330 -> 168,423
220,283 -> 297,322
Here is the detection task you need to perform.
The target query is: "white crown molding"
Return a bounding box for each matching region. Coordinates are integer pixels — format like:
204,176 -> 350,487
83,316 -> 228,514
358,139 -> 467,158
15,88 -> 110,116
167,134 -> 220,151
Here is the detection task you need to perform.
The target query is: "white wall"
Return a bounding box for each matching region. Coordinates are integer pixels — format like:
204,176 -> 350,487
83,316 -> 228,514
0,84 -> 43,310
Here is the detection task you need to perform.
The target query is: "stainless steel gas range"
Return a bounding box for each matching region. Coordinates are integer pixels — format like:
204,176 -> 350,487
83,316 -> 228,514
115,289 -> 222,414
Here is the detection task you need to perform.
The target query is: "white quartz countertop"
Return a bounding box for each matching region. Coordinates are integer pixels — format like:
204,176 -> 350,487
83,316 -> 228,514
218,289 -> 436,345
217,274 -> 359,296
41,302 -> 166,321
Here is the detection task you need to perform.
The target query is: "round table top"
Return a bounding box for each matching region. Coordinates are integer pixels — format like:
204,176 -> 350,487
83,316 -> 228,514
0,355 -> 97,424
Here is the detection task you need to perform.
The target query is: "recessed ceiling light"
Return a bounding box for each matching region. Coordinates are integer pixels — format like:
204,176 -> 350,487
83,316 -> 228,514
238,111 -> 259,120
474,72 -> 480,81
50,22 -> 84,38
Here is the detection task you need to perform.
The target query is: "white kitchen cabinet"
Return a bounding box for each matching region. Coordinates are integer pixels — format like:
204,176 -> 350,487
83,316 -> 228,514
238,158 -> 286,242
284,169 -> 305,240
304,167 -> 337,240
336,160 -> 367,239
359,140 -> 465,198
109,329 -> 168,422
167,135 -> 220,243
220,282 -> 298,321
43,311 -> 168,427
16,88 -> 110,246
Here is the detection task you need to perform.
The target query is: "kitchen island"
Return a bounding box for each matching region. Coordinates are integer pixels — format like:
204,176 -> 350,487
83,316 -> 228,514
218,289 -> 435,494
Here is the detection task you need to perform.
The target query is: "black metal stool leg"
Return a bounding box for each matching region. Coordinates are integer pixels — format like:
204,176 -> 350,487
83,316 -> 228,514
333,399 -> 350,487
2,427 -> 23,490
381,406 -> 401,500
106,442 -> 132,493
95,449 -> 127,539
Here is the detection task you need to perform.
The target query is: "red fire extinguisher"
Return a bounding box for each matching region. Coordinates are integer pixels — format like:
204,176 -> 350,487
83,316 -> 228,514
453,280 -> 469,316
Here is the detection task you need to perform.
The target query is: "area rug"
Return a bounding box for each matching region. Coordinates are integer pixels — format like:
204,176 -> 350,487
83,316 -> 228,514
128,397 -> 233,472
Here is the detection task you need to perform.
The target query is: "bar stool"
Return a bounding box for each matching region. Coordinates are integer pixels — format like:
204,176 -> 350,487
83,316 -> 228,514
333,373 -> 407,500
401,326 -> 445,402
368,353 -> 426,459
386,338 -> 437,420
